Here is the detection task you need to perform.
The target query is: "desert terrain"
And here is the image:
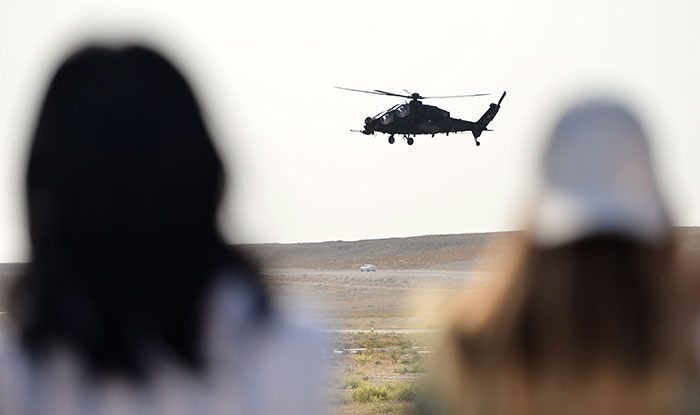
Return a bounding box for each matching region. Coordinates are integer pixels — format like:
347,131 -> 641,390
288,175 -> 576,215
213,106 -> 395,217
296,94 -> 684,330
247,232 -> 522,332
2,228 -> 700,413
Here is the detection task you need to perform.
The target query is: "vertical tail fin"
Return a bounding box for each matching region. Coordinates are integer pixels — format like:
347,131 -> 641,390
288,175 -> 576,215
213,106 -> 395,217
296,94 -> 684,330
472,91 -> 506,139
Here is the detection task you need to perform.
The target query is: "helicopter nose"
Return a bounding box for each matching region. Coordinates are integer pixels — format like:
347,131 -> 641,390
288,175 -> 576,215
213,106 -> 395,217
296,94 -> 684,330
363,119 -> 375,134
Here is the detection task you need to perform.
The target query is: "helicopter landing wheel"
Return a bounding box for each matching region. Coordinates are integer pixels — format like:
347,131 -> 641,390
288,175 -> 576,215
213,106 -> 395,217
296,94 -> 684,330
475,141 -> 481,146
388,135 -> 395,144
407,137 -> 414,146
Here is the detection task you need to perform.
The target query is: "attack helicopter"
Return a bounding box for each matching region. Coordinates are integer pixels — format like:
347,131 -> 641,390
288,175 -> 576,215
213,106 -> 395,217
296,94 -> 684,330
336,87 -> 506,146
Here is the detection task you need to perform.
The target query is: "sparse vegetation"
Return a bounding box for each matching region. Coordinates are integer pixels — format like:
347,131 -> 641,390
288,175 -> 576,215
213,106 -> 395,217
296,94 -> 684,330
394,362 -> 426,375
348,380 -> 422,404
357,353 -> 375,363
370,402 -> 404,414
330,332 -> 432,351
328,332 -> 430,414
350,381 -> 390,403
339,377 -> 363,390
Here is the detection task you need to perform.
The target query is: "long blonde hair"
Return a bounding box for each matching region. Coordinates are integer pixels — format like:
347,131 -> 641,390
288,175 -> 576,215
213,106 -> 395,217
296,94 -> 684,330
439,232 -> 689,414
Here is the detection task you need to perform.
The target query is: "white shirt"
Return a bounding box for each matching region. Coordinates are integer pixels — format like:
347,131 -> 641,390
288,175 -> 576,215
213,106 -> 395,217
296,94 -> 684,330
0,278 -> 326,415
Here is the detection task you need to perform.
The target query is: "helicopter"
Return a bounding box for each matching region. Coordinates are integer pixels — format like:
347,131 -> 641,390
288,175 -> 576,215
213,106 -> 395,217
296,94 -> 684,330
335,87 -> 506,146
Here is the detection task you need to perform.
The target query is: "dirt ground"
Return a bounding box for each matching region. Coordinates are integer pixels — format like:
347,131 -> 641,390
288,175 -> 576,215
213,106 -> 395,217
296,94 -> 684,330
265,269 -> 493,330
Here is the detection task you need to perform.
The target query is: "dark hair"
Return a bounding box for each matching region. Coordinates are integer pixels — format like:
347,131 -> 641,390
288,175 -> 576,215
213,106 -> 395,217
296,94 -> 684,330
11,45 -> 267,378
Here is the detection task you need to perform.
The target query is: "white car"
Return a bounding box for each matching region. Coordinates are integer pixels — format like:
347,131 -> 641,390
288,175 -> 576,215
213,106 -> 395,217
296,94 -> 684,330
360,264 -> 377,272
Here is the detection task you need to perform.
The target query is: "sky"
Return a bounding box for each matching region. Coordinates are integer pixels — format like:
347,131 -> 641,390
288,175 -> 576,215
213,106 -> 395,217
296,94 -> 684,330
1,0 -> 699,262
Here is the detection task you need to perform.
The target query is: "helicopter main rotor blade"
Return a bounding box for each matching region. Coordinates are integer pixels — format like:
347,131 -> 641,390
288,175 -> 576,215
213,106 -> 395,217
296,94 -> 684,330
421,93 -> 491,99
334,86 -> 390,96
336,86 -> 491,100
373,89 -> 413,99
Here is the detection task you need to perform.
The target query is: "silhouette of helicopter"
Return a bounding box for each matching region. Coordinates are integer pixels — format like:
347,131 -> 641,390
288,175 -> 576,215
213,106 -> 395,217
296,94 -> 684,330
336,87 -> 506,146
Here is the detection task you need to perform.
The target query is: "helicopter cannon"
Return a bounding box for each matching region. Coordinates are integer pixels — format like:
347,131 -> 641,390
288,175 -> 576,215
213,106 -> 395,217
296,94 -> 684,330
337,87 -> 506,146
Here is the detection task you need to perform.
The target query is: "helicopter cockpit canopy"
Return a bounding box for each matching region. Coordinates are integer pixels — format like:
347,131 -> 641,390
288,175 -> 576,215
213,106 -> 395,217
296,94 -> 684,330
396,104 -> 410,118
380,112 -> 394,125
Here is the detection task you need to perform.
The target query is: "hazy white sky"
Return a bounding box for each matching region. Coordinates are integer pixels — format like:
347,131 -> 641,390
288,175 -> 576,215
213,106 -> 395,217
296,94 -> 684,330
1,0 -> 699,261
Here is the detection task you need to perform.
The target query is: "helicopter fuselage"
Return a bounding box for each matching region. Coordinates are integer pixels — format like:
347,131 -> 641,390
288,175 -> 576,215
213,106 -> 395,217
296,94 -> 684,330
365,100 -> 474,135
360,92 -> 504,146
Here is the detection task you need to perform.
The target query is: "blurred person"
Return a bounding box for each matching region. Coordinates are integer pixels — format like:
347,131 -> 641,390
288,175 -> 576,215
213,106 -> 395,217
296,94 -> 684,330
0,45 -> 324,414
435,100 -> 697,414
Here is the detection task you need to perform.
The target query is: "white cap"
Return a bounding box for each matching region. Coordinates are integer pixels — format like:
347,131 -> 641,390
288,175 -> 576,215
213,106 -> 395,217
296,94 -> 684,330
530,99 -> 669,247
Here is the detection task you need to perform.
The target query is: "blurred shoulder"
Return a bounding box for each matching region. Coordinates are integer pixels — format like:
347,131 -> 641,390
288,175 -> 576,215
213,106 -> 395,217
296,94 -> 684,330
0,331 -> 34,414
203,271 -> 327,414
204,270 -> 325,349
